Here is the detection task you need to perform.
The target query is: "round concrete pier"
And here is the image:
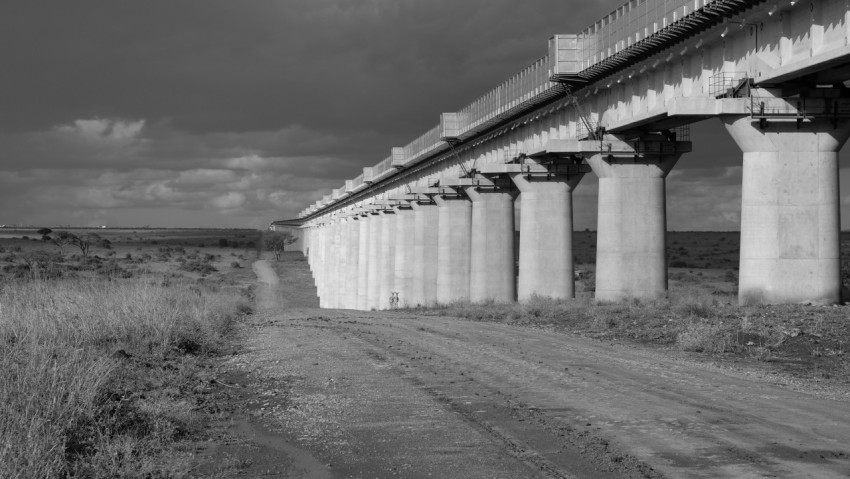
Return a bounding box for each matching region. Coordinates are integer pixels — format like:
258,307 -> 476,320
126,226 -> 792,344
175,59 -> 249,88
434,195 -> 472,304
465,187 -> 516,303
411,201 -> 439,307
724,117 -> 850,305
356,214 -> 370,310
511,173 -> 582,301
587,153 -> 679,302
366,212 -> 381,310
393,207 -> 415,308
378,210 -> 397,310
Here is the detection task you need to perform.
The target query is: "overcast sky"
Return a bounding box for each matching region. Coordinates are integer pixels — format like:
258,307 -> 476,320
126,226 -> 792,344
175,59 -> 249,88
2,1 -> 849,230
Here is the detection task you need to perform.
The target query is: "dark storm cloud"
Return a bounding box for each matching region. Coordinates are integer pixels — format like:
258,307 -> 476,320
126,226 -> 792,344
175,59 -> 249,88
8,0 -> 825,229
1,0 -> 624,138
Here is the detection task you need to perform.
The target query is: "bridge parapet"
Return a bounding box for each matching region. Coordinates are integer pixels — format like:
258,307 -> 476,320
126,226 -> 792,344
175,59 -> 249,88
455,55 -> 562,140
401,124 -> 446,167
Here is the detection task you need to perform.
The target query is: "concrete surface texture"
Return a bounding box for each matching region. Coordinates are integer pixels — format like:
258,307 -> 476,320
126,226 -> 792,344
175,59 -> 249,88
344,217 -> 360,309
465,186 -> 517,303
512,172 -> 583,302
411,201 -> 439,307
587,153 -> 680,302
434,195 -> 472,304
392,206 -> 415,308
366,213 -> 381,310
725,116 -> 850,305
377,210 -> 397,310
356,215 -> 370,310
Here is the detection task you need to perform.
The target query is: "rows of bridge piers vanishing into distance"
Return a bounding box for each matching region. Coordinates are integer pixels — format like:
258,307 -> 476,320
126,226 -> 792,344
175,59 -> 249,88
284,0 -> 850,310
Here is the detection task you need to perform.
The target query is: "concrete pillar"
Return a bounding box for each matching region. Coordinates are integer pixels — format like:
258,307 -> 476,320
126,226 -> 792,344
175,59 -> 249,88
464,187 -> 517,303
326,218 -> 342,308
510,173 -> 583,301
586,150 -> 681,302
724,117 -> 850,305
411,201 -> 439,306
320,220 -> 334,308
342,216 -> 360,309
356,213 -> 370,310
377,209 -> 397,310
393,205 -> 415,308
367,212 -> 381,310
434,194 -> 472,303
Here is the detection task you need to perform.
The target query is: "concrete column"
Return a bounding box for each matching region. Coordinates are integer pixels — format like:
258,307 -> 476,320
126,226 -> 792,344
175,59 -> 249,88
411,201 -> 439,306
326,218 -> 342,308
378,209 -> 397,310
356,213 -> 370,310
724,117 -> 850,305
367,212 -> 381,310
393,206 -> 415,308
586,152 -> 680,302
342,216 -> 359,309
320,220 -> 334,308
510,173 -> 583,301
434,194 -> 472,303
464,187 -> 517,303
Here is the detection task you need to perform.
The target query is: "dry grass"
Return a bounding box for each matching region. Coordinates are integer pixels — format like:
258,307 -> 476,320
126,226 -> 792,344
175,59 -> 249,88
413,285 -> 828,359
0,276 -> 251,478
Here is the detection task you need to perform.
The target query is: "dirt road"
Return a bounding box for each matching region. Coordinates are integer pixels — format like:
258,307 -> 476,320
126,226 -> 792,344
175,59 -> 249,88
221,259 -> 850,478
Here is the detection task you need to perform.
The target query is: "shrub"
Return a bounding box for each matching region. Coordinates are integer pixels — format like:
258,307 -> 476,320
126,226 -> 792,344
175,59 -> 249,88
677,322 -> 730,352
179,260 -> 217,276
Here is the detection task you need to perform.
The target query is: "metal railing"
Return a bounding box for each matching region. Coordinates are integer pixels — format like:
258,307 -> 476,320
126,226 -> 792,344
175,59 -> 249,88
372,156 -> 394,177
455,56 -> 558,137
579,0 -> 718,68
709,72 -> 748,98
402,124 -> 443,165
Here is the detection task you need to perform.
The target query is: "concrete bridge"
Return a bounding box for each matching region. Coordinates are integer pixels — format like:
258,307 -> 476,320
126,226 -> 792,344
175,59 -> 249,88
290,0 -> 850,310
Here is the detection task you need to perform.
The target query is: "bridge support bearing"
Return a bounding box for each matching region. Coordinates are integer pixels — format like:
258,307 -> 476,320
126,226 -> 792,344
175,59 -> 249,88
511,173 -> 583,302
411,201 -> 439,307
343,216 -> 360,310
377,210 -> 397,310
724,117 -> 850,305
464,187 -> 518,303
587,150 -> 681,303
434,194 -> 473,304
393,206 -> 415,308
366,212 -> 382,310
356,213 -> 371,311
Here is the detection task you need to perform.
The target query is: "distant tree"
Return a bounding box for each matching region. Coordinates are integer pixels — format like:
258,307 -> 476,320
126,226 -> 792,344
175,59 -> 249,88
51,231 -> 110,257
264,231 -> 297,261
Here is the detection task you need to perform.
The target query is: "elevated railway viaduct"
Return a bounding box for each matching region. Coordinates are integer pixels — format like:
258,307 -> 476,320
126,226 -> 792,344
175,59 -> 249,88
291,0 -> 850,310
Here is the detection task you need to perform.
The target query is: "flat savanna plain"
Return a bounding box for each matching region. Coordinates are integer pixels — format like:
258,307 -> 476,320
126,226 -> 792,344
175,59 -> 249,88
2,229 -> 850,478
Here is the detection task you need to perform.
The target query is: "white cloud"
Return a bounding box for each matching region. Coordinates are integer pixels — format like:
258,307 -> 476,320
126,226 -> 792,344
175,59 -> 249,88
210,192 -> 247,210
56,118 -> 145,142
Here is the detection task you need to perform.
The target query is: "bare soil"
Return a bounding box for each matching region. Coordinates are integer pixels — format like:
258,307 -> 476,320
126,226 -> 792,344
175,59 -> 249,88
193,252 -> 850,478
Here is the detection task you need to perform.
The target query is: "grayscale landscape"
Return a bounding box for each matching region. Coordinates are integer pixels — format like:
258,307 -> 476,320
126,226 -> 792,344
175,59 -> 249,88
4,0 -> 850,477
